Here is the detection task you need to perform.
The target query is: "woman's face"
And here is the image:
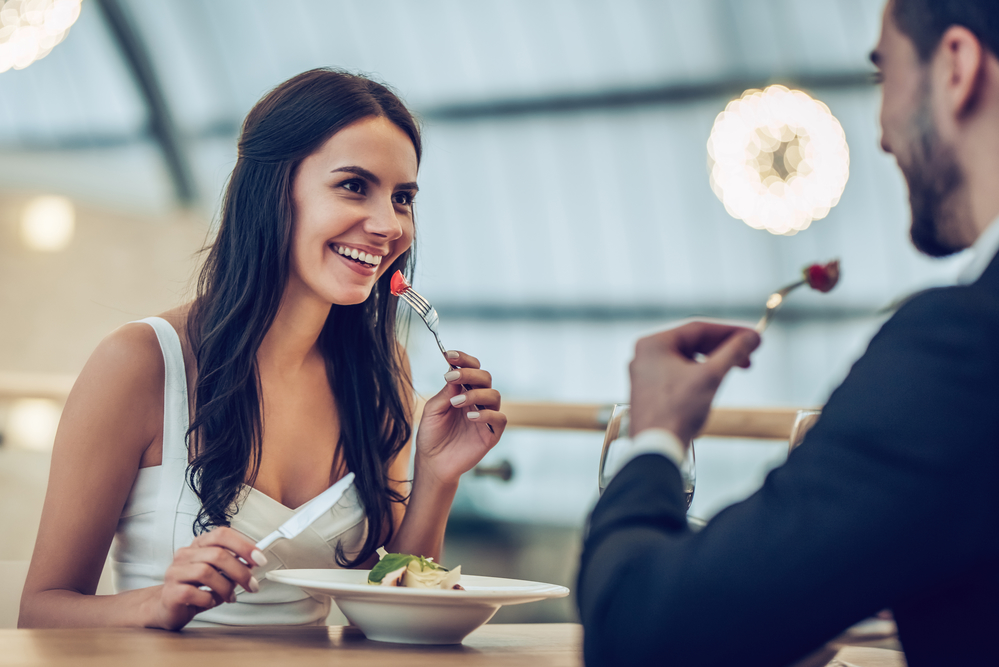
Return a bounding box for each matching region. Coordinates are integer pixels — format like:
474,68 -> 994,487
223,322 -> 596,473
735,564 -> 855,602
289,115 -> 418,307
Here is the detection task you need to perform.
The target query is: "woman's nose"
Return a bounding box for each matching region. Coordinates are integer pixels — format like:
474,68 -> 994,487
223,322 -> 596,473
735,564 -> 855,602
364,198 -> 404,240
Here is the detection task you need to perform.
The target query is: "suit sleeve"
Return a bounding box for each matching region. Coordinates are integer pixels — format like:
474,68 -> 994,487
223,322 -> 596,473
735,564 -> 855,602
576,286 -> 999,666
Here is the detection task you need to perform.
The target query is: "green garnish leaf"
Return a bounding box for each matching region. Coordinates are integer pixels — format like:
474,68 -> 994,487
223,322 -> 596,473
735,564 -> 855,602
367,551 -> 449,584
368,553 -> 418,583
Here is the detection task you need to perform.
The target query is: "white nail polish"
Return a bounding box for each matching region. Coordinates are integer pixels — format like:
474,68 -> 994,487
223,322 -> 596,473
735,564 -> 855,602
251,550 -> 268,567
444,370 -> 460,382
466,411 -> 480,420
450,394 -> 467,406
248,576 -> 260,593
446,350 -> 459,359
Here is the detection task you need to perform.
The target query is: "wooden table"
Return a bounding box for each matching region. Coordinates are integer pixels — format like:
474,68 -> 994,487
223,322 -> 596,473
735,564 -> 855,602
0,623 -> 583,667
0,621 -> 909,667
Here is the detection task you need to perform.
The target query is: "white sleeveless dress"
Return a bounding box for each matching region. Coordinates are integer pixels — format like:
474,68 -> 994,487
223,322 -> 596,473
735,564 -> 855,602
111,317 -> 367,627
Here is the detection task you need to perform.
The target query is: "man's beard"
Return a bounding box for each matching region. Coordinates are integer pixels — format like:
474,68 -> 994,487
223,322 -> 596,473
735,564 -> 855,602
901,93 -> 968,258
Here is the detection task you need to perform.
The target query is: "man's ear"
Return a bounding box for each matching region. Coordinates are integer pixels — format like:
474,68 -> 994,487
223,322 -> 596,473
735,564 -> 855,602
935,25 -> 985,118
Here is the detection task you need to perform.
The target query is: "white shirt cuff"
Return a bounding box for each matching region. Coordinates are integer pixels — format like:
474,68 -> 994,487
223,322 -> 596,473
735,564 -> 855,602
603,428 -> 687,482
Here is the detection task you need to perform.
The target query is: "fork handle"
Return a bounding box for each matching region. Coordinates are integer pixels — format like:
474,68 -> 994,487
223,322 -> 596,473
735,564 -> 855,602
449,362 -> 496,434
432,334 -> 495,433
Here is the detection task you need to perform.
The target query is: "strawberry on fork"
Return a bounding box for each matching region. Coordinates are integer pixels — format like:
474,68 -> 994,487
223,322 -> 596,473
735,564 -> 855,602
756,260 -> 841,333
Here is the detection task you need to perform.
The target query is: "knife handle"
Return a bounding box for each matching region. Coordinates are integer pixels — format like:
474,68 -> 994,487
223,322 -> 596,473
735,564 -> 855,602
255,532 -> 280,552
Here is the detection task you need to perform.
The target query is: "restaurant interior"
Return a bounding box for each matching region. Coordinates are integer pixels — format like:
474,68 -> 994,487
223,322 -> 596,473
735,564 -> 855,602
0,0 -> 976,662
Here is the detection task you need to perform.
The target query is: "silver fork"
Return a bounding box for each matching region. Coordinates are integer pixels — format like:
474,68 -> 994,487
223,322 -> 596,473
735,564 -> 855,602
396,285 -> 495,434
755,279 -> 806,333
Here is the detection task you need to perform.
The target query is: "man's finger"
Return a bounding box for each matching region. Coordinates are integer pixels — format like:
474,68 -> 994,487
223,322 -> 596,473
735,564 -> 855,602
706,330 -> 761,376
668,322 -> 757,358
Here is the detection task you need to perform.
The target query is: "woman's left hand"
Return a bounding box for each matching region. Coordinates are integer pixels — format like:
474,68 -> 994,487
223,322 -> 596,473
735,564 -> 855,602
414,350 -> 506,487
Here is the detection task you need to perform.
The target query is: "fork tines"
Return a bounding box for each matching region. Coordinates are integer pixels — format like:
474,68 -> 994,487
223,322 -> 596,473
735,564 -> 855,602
399,287 -> 431,314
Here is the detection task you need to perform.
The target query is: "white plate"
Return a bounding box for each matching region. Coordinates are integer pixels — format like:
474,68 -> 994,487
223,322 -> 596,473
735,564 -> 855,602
267,568 -> 569,645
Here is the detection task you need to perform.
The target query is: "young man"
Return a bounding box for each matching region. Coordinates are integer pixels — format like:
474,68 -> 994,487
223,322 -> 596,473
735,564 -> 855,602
577,1 -> 999,665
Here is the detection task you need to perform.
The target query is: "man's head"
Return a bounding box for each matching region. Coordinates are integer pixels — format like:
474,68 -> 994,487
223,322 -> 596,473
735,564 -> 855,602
873,0 -> 999,256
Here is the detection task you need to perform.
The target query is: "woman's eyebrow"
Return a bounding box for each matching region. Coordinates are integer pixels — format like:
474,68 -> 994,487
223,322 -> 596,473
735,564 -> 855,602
331,166 -> 418,192
332,165 -> 380,184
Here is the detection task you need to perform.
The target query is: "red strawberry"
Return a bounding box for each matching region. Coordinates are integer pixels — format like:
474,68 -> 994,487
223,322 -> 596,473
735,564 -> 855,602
804,260 -> 840,293
390,270 -> 411,296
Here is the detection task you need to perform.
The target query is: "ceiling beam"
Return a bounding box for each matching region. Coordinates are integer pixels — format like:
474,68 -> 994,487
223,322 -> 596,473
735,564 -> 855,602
94,0 -> 197,206
421,70 -> 876,122
0,69 -> 877,153
430,303 -> 885,323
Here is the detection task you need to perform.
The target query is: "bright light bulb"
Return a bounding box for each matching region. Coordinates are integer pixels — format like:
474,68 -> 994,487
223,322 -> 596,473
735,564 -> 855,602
21,194 -> 75,251
0,0 -> 82,74
7,398 -> 61,451
707,85 -> 850,236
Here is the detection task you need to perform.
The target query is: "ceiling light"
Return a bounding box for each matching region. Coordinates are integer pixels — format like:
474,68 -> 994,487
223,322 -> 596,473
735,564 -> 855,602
707,85 -> 850,236
0,0 -> 82,74
6,398 -> 61,451
21,194 -> 75,251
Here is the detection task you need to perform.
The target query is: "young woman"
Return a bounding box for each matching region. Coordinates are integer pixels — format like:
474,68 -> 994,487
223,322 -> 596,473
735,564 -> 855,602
19,69 -> 506,630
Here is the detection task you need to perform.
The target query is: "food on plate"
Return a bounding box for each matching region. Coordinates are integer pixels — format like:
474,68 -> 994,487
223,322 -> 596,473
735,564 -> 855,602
390,270 -> 411,297
803,259 -> 840,293
367,548 -> 463,590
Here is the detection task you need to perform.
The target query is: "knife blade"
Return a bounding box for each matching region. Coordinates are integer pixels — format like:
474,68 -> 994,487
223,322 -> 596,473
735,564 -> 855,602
254,472 -> 355,552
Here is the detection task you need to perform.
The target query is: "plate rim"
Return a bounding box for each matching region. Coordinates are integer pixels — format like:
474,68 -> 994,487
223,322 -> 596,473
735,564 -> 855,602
266,569 -> 570,599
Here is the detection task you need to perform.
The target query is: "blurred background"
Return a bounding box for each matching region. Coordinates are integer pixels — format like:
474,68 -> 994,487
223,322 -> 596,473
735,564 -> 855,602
0,0 -> 969,625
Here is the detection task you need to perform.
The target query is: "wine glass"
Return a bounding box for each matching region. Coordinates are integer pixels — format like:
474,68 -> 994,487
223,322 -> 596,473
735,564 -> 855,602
788,409 -> 821,453
598,404 -> 696,510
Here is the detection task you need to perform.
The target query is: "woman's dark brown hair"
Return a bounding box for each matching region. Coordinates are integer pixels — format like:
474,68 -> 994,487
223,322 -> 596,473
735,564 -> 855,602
186,68 -> 421,566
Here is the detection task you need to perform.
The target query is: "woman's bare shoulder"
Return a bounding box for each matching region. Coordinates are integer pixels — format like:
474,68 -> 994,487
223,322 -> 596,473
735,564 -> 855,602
53,320 -> 169,465
71,302 -> 192,425
74,321 -> 166,409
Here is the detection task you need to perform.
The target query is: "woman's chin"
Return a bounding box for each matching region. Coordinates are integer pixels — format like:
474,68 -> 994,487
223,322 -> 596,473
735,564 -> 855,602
327,286 -> 375,307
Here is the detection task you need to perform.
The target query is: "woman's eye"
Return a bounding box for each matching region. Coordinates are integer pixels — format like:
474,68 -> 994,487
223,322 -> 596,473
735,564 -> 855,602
393,192 -> 415,206
340,180 -> 364,194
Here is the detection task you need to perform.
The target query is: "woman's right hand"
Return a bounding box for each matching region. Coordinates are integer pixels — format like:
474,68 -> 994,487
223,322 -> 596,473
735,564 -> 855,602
146,527 -> 266,630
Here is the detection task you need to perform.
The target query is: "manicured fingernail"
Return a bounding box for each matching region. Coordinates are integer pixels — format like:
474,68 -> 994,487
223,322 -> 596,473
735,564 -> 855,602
444,370 -> 460,382
450,394 -> 467,406
251,550 -> 268,567
248,576 -> 260,593
466,411 -> 480,420
446,350 -> 459,359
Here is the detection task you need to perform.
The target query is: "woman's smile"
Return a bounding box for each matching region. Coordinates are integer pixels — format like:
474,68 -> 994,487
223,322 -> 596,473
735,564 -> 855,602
329,242 -> 383,277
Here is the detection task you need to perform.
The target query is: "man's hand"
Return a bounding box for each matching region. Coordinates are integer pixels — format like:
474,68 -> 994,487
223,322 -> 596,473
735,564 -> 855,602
629,322 -> 761,443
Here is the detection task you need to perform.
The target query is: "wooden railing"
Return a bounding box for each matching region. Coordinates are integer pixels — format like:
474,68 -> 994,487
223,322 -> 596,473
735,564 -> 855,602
500,402 -> 801,440
1,372 -> 802,441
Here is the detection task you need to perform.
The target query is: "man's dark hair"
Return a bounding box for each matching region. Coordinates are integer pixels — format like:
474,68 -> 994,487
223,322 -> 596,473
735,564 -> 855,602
894,0 -> 999,61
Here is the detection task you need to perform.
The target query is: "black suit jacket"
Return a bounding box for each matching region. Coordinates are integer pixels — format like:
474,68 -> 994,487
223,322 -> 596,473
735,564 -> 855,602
578,252 -> 999,666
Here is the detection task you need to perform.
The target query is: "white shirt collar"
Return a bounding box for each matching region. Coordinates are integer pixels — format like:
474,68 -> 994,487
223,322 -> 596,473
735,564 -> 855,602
957,216 -> 999,285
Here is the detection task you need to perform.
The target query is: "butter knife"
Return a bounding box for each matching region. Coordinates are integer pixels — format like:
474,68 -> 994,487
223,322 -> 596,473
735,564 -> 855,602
255,472 -> 355,551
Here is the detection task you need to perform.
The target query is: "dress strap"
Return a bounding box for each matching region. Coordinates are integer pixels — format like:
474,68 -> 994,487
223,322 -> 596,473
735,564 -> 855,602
134,317 -> 196,564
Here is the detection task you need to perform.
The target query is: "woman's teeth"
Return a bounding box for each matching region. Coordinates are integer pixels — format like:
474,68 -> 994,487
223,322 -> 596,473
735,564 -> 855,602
334,245 -> 381,266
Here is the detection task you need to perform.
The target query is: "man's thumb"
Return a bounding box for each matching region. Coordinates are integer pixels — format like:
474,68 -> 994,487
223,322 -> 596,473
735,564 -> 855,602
708,330 -> 761,373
